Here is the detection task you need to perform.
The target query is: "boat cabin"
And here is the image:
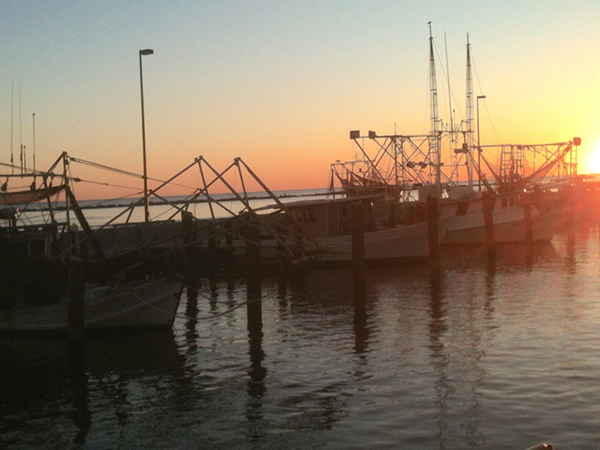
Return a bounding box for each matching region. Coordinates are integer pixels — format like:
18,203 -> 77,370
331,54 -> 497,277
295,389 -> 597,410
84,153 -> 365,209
283,197 -> 377,238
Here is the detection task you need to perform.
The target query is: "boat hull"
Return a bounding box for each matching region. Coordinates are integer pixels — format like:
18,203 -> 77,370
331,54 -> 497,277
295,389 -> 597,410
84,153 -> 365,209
443,205 -> 560,244
312,217 -> 451,262
0,278 -> 183,334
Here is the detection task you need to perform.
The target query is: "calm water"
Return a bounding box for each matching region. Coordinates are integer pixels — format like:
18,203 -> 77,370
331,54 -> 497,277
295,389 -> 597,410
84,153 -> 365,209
2,219 -> 600,449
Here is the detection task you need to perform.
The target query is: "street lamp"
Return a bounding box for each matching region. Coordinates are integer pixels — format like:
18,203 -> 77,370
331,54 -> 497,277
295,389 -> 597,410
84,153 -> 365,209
476,95 -> 486,192
139,48 -> 154,222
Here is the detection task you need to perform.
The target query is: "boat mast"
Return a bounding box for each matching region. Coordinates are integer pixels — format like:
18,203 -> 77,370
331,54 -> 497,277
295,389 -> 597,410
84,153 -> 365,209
444,32 -> 454,142
465,34 -> 474,188
428,22 -> 442,197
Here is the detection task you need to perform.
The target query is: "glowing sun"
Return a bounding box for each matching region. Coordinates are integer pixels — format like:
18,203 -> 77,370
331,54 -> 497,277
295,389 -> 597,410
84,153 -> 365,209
584,142 -> 600,174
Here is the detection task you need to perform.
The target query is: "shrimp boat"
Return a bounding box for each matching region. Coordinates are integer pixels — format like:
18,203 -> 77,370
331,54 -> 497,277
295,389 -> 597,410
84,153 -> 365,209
261,194 -> 452,263
440,189 -> 560,244
441,137 -> 578,244
0,153 -> 184,334
328,28 -> 576,246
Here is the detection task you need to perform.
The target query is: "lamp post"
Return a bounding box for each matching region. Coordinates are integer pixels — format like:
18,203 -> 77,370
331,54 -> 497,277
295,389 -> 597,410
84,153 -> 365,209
476,95 -> 486,191
139,48 -> 154,222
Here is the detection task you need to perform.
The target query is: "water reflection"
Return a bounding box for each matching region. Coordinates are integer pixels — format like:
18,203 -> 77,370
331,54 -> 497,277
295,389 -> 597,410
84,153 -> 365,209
5,225 -> 600,449
353,288 -> 369,356
184,277 -> 199,351
68,341 -> 90,445
246,270 -> 266,424
565,224 -> 577,274
440,241 -> 558,274
274,267 -> 355,433
427,265 -> 451,446
0,329 -> 183,448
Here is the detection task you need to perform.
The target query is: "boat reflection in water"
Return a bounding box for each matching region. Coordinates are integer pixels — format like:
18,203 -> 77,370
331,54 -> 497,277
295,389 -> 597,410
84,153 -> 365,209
1,225 -> 599,449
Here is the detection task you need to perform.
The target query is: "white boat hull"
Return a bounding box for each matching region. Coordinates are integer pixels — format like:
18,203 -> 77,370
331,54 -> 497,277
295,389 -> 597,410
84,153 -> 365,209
443,203 -> 560,244
0,278 -> 183,333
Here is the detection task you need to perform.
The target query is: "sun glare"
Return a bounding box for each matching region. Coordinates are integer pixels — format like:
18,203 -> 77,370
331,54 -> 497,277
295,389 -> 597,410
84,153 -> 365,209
583,141 -> 600,174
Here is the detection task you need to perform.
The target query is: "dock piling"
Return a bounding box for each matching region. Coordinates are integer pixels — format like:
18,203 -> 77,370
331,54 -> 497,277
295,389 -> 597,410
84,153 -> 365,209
483,192 -> 496,255
351,202 -> 366,299
243,214 -> 262,338
181,211 -> 195,259
426,196 -> 440,263
523,203 -> 533,243
68,256 -> 85,344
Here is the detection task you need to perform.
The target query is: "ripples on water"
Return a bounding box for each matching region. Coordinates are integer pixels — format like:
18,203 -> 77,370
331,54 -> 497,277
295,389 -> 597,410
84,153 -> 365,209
2,222 -> 600,449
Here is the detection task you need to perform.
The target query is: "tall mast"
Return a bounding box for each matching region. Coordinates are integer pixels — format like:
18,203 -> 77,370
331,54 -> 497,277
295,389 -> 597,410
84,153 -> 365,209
428,22 -> 441,196
444,32 -> 454,139
465,34 -> 474,187
429,23 -> 439,135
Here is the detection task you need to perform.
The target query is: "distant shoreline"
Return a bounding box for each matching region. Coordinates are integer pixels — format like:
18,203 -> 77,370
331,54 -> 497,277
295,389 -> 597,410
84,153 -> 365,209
58,188 -> 343,211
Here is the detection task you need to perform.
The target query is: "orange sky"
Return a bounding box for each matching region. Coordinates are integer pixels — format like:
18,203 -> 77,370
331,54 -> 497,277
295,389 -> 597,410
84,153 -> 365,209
2,2 -> 599,200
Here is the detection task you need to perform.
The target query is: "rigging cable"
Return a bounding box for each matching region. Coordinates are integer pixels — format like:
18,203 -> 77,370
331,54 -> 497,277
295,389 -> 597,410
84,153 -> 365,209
68,156 -> 198,191
470,47 -> 502,145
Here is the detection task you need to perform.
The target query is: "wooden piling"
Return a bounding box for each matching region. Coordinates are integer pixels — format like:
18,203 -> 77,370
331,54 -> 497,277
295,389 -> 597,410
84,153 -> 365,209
426,196 -> 440,262
275,222 -> 286,256
68,257 -> 85,344
243,214 -> 262,336
247,264 -> 266,384
208,222 -> 216,248
351,202 -> 366,299
181,211 -> 195,258
523,203 -> 533,243
482,192 -> 496,250
352,203 -> 368,352
224,220 -> 233,246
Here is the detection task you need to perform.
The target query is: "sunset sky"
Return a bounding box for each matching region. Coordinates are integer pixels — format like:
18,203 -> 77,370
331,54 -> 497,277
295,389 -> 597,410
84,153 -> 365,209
1,1 -> 599,199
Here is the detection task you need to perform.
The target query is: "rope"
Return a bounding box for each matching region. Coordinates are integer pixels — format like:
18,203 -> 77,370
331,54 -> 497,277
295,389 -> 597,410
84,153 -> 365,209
470,48 -> 502,145
68,156 -> 199,191
73,177 -> 141,192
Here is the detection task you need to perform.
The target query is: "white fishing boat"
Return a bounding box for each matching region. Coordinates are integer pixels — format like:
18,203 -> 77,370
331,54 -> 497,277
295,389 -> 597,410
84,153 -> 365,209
327,29 -> 578,247
276,196 -> 451,263
0,277 -> 183,334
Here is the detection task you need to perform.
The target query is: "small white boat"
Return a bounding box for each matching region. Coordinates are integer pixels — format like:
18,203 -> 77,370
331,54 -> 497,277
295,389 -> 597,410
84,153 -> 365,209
0,277 -> 183,334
